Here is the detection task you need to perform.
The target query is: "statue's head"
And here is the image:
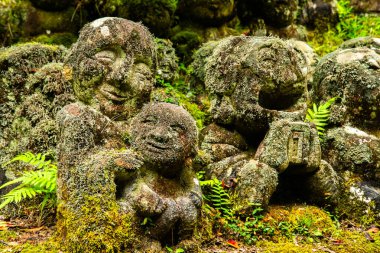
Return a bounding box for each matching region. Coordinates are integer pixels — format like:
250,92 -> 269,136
66,17 -> 157,120
201,36 -> 306,141
130,102 -> 197,176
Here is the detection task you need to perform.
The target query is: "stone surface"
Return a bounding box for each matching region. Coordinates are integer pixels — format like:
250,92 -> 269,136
299,0 -> 338,29
311,47 -> 380,132
0,44 -> 69,180
350,0 -> 380,13
256,120 -> 321,174
234,160 -> 278,208
340,36 -> 380,51
323,126 -> 380,181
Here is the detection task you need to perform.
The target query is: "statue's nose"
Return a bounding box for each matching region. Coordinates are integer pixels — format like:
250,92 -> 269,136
149,126 -> 170,143
106,59 -> 130,87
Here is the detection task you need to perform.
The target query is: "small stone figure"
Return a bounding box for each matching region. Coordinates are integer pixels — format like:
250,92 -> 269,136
119,102 -> 202,250
193,36 -> 342,209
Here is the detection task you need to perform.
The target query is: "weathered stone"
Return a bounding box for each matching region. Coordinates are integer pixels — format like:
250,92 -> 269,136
0,44 -> 68,178
322,126 -> 380,181
177,0 -> 235,26
234,160 -> 278,208
155,38 -> 179,83
123,102 -> 201,245
299,0 -> 338,29
256,120 -> 321,174
199,123 -> 248,164
302,160 -> 343,205
340,36 -> 380,51
66,17 -> 157,121
350,0 -> 380,13
196,36 -> 307,141
311,47 -> 380,131
237,0 -> 298,28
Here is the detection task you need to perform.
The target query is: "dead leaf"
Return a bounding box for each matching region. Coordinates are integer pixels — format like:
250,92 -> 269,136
367,226 -> 379,233
227,239 -> 239,249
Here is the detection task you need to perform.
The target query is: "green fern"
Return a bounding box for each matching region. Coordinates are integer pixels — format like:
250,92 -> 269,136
199,177 -> 233,218
0,152 -> 57,210
305,97 -> 338,139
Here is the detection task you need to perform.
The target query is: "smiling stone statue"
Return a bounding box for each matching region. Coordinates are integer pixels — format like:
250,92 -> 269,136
117,102 -> 201,250
65,16 -> 156,121
56,18 -> 161,252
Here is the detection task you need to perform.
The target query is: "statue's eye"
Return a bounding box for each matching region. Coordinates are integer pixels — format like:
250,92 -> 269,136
94,50 -> 116,64
171,124 -> 184,133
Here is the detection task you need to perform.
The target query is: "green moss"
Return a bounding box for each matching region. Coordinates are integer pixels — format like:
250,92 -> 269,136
57,196 -> 135,253
30,33 -> 77,47
307,0 -> 380,56
0,0 -> 28,46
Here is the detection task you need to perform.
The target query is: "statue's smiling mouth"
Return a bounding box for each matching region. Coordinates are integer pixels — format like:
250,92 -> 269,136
145,140 -> 169,151
99,86 -> 128,102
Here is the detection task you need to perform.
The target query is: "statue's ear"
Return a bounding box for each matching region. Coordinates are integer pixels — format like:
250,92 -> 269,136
210,95 -> 236,126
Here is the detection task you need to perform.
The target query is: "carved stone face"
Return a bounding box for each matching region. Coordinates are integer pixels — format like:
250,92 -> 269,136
202,36 -> 307,140
66,17 -> 156,120
130,103 -> 197,175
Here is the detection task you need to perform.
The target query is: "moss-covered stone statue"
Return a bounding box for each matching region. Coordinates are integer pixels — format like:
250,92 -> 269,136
57,17 -> 200,252
192,36 -> 342,209
311,43 -> 380,218
119,102 -> 202,250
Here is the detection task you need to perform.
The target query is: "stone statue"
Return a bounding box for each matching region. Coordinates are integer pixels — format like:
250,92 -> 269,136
192,36 -> 342,209
311,43 -> 380,216
56,17 -> 158,252
57,17 -> 201,252
119,102 -> 201,250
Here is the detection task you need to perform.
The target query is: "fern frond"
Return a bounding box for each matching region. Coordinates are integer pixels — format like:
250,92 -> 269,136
305,97 -> 338,140
0,152 -> 57,210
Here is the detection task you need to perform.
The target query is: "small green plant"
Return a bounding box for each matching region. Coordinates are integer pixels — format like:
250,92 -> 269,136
0,152 -> 57,210
305,97 -> 338,139
165,246 -> 185,253
307,0 -> 380,56
199,176 -> 233,218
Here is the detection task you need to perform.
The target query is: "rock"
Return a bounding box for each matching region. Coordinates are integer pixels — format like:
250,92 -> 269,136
114,0 -> 178,37
256,120 -> 321,174
302,160 -> 343,205
323,126 -> 380,181
0,44 -> 67,169
299,0 -> 338,29
311,47 -> 380,131
234,160 -> 278,208
350,0 -> 380,13
340,36 -> 380,51
237,0 -> 298,28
